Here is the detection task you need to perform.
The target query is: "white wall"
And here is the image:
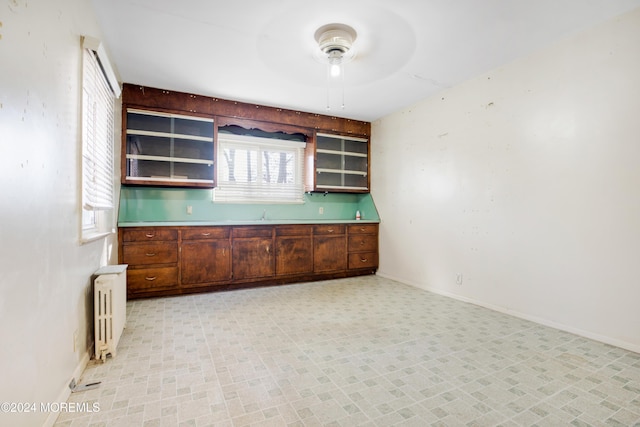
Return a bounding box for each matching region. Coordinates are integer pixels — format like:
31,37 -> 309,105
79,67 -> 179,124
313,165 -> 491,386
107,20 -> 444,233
372,8 -> 640,352
0,1 -> 118,426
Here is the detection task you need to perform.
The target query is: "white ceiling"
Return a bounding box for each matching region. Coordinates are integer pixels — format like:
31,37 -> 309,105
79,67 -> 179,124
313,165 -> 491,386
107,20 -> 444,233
91,0 -> 640,122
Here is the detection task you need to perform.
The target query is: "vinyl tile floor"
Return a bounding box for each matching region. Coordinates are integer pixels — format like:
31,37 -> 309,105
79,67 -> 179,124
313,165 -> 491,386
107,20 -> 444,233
55,276 -> 640,426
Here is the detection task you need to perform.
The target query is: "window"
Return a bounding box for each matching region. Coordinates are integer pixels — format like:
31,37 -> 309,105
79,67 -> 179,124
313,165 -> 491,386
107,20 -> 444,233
81,37 -> 119,242
214,132 -> 306,203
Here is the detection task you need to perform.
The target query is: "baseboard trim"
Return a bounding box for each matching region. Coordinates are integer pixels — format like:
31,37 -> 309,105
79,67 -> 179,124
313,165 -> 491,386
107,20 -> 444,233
375,271 -> 640,354
42,350 -> 91,427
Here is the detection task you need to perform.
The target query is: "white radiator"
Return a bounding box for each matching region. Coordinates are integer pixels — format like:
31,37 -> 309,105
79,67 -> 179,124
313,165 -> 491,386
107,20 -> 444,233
94,264 -> 128,362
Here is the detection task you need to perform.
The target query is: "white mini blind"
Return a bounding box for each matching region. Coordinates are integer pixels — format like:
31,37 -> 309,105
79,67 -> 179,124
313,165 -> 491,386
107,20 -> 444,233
215,133 -> 305,203
82,46 -> 115,211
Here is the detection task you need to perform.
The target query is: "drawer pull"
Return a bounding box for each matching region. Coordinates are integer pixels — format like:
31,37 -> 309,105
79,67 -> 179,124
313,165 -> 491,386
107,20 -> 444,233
201,232 -> 211,236
327,228 -> 334,233
145,233 -> 155,238
360,227 -> 366,232
360,240 -> 366,245
360,258 -> 368,263
145,252 -> 156,257
145,276 -> 157,281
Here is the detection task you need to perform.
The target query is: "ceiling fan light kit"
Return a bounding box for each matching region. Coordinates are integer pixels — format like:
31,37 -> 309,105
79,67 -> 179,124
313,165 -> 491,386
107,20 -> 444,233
314,23 -> 358,110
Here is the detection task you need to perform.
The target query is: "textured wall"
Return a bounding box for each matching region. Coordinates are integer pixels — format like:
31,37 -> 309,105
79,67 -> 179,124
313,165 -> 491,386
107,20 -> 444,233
0,1 -> 117,425
372,8 -> 640,352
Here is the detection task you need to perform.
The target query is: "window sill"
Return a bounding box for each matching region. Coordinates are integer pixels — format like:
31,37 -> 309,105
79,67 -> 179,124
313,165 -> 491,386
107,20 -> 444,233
80,229 -> 114,245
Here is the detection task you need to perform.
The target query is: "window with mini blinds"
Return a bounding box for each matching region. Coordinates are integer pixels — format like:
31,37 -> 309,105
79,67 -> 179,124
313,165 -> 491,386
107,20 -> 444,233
214,128 -> 307,204
81,37 -> 120,242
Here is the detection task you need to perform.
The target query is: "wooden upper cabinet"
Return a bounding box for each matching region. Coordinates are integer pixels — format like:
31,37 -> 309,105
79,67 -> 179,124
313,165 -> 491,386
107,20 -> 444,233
123,108 -> 215,187
315,133 -> 369,193
121,84 -> 371,191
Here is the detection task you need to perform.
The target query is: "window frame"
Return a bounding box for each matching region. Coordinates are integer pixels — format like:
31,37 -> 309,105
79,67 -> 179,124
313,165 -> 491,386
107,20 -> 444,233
80,37 -> 119,243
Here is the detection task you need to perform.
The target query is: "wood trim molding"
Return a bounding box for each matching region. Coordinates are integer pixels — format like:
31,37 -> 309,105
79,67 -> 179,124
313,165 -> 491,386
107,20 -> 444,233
122,84 -> 371,137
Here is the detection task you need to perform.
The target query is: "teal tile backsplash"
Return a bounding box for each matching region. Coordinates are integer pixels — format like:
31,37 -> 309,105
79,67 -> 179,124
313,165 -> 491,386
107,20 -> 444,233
118,187 -> 380,225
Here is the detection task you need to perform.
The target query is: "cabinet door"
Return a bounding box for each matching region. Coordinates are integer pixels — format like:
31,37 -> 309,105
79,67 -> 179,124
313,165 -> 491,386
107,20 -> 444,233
315,133 -> 369,193
181,240 -> 231,286
276,236 -> 313,276
232,237 -> 274,280
314,235 -> 347,273
124,108 -> 214,187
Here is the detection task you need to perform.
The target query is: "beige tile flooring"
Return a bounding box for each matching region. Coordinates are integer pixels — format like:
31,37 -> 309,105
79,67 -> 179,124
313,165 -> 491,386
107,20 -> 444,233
55,276 -> 640,426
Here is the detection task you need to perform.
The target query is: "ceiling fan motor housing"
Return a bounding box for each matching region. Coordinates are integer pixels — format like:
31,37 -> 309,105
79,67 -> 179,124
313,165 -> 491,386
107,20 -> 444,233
315,23 -> 357,57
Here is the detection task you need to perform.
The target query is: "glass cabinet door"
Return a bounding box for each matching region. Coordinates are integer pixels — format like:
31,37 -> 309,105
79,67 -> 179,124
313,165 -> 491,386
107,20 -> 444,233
315,133 -> 369,192
125,109 -> 214,187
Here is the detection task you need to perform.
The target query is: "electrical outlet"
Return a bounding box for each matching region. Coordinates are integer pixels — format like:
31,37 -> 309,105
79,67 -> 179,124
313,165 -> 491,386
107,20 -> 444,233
186,205 -> 193,215
456,274 -> 463,285
319,207 -> 324,215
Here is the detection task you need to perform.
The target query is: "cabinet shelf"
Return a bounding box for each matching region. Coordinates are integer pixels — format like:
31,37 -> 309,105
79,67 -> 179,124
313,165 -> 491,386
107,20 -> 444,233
126,176 -> 214,184
316,148 -> 368,158
316,168 -> 367,176
316,185 -> 368,191
127,129 -> 213,143
126,154 -> 214,165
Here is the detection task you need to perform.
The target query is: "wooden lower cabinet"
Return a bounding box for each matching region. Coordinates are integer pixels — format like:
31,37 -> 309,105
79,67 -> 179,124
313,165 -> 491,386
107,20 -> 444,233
313,225 -> 347,273
122,242 -> 177,265
127,267 -> 178,294
231,226 -> 274,281
275,225 -> 313,276
119,222 -> 378,298
120,227 -> 179,298
181,227 -> 231,288
347,224 -> 379,270
181,240 -> 231,286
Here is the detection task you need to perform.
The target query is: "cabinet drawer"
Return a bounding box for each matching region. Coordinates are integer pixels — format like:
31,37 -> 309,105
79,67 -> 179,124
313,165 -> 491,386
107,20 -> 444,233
182,227 -> 230,240
128,267 -> 178,292
348,252 -> 378,270
313,224 -> 345,235
122,242 -> 178,265
232,226 -> 273,238
348,235 -> 378,252
347,224 -> 378,235
275,225 -> 312,237
122,228 -> 177,242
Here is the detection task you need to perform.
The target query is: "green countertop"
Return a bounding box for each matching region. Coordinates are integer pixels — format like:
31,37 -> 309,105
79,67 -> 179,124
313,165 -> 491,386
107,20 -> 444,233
118,187 -> 380,227
119,219 -> 379,227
